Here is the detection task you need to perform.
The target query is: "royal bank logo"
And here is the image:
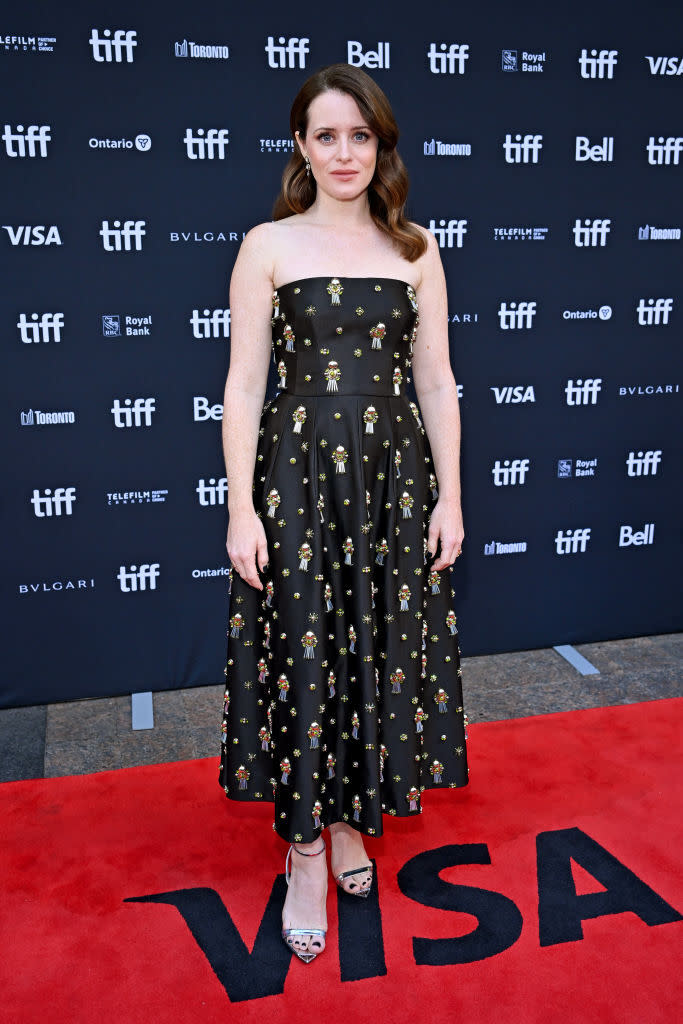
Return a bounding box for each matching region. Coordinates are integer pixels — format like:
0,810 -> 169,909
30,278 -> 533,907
644,56 -> 683,76
501,49 -> 547,73
190,308 -> 230,339
578,49 -> 618,79
107,490 -> 168,505
30,486 -> 76,517
117,563 -> 160,592
565,378 -> 602,405
503,133 -> 543,163
424,139 -> 471,157
111,397 -> 156,428
17,312 -> 64,343
646,137 -> 683,165
347,40 -> 390,69
260,138 -> 294,154
2,224 -> 62,245
562,306 -> 612,320
573,219 -> 611,247
637,224 -> 681,240
498,301 -> 537,330
174,39 -> 229,60
555,528 -> 591,554
20,408 -> 75,426
2,124 -> 51,157
427,43 -> 469,74
196,477 -> 228,505
493,226 -> 548,241
557,458 -> 598,478
575,136 -> 614,162
428,218 -> 467,247
491,458 -> 530,486
89,29 -> 137,63
626,450 -> 662,476
100,219 -> 146,251
102,315 -> 151,336
89,134 -> 151,152
636,298 -> 673,325
265,36 -> 309,69
484,539 -> 528,554
183,128 -> 230,159
1,34 -> 56,53
490,385 -> 535,404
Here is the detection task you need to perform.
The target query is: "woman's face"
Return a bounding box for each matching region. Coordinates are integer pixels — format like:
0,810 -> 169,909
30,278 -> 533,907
296,89 -> 379,202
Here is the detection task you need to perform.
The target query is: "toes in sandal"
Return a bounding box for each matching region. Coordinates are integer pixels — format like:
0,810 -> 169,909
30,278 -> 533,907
335,863 -> 373,898
281,839 -> 327,963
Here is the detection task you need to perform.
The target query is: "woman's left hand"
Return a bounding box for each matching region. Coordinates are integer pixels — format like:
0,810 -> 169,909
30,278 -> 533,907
427,498 -> 464,570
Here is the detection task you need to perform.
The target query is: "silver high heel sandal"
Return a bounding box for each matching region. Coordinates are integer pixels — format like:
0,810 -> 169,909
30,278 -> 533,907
335,863 -> 373,898
281,838 -> 327,963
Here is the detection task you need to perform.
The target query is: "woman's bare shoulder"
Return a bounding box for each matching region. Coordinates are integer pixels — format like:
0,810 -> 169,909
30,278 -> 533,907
405,220 -> 441,289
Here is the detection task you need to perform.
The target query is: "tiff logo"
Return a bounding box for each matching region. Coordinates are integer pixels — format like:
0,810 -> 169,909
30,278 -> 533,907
100,219 -> 146,251
2,124 -> 51,158
636,298 -> 673,325
17,312 -> 64,343
619,523 -> 655,546
191,309 -> 231,339
183,128 -> 230,160
491,459 -> 530,486
31,486 -> 76,517
428,218 -> 467,248
555,528 -> 591,554
626,450 -> 662,476
503,133 -> 543,163
646,137 -> 683,166
573,218 -> 611,246
578,49 -> 618,79
89,29 -> 137,63
427,43 -> 469,74
265,36 -> 309,69
111,397 -> 156,427
498,301 -> 537,329
117,563 -> 160,592
565,378 -> 602,405
196,477 -> 228,505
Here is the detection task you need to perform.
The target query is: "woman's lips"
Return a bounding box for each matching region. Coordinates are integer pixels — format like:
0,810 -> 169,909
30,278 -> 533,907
331,170 -> 358,177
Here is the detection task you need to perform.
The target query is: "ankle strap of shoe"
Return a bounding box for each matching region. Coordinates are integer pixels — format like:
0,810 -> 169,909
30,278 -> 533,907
293,839 -> 326,857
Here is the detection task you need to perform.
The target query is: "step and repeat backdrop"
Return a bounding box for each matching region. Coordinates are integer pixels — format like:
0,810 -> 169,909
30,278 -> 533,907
3,1 -> 681,707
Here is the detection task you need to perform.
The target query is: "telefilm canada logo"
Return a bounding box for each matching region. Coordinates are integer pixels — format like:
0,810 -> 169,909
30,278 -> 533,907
501,49 -> 547,73
1,33 -> 55,52
493,226 -> 548,241
174,39 -> 229,60
260,138 -> 294,154
107,490 -> 168,505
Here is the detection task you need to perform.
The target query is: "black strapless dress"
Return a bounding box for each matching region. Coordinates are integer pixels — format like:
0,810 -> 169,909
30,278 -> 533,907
218,276 -> 469,842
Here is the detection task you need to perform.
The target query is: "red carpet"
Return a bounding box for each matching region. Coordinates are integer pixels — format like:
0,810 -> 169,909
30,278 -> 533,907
1,699 -> 681,1024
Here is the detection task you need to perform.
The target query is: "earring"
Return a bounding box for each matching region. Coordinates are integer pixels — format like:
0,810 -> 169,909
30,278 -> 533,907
305,155 -> 311,178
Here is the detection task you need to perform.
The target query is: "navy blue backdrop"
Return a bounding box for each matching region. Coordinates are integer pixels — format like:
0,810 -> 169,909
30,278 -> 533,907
3,0 -> 681,708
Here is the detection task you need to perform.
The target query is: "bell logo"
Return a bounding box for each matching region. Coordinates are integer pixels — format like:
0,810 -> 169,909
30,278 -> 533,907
502,134 -> 543,163
111,397 -> 156,428
565,378 -> 602,405
264,36 -> 309,69
555,528 -> 591,554
30,487 -> 77,517
196,478 -> 229,506
99,220 -> 146,252
578,49 -> 618,79
575,136 -> 614,162
636,298 -> 673,325
491,459 -> 530,486
619,523 -> 655,547
347,41 -> 390,69
573,219 -> 611,246
190,309 -> 231,339
428,219 -> 467,248
183,129 -> 230,160
194,396 -> 223,421
89,29 -> 138,63
117,564 -> 160,592
2,124 -> 51,158
498,301 -> 537,329
626,450 -> 662,476
17,312 -> 64,343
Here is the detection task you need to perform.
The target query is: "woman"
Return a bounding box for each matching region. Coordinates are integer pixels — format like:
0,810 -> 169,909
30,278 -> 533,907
218,62 -> 469,964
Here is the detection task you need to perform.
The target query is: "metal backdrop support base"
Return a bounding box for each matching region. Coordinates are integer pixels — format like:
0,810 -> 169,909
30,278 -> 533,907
131,691 -> 155,730
553,645 -> 600,676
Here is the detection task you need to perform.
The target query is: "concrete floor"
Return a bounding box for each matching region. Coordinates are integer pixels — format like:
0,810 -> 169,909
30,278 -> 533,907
0,633 -> 680,783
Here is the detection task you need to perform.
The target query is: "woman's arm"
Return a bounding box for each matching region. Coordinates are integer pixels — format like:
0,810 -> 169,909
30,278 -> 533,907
410,227 -> 464,568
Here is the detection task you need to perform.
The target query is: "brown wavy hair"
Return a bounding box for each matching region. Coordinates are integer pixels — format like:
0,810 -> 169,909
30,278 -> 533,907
272,63 -> 427,262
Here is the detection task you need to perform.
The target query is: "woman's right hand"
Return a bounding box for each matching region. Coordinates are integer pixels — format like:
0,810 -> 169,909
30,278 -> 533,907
226,507 -> 269,590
